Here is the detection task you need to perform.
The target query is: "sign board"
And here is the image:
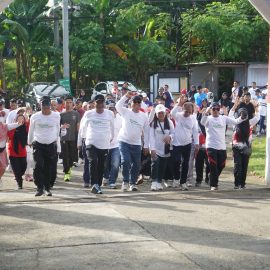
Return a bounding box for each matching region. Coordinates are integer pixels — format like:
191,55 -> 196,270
59,79 -> 71,94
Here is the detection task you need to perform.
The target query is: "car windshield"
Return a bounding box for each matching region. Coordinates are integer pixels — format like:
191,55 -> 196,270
107,82 -> 137,92
33,84 -> 70,97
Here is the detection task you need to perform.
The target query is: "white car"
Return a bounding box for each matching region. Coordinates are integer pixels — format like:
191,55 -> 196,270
91,81 -> 138,99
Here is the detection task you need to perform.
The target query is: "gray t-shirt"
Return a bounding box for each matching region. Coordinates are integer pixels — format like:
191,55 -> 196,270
60,110 -> 80,141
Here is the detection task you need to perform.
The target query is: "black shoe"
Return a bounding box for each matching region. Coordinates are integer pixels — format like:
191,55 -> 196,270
35,189 -> 44,196
45,190 -> 52,196
91,184 -> 98,194
195,182 -> 201,187
17,185 -> 23,190
234,186 -> 239,190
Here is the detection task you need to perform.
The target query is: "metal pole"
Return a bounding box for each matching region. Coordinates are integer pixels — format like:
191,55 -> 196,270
62,0 -> 70,79
265,28 -> 270,185
54,0 -> 60,81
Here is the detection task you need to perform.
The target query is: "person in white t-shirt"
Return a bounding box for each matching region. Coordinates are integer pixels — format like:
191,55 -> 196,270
200,102 -> 245,191
79,94 -> 114,194
170,96 -> 199,191
248,82 -> 258,100
102,103 -> 122,189
257,93 -> 267,136
116,92 -> 149,192
28,96 -> 61,197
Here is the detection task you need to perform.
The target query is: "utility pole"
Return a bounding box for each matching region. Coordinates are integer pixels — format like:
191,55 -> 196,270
53,0 -> 60,81
62,0 -> 70,80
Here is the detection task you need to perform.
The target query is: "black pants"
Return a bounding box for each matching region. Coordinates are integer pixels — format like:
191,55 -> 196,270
163,153 -> 174,181
61,140 -> 78,173
151,155 -> 169,183
172,144 -> 191,184
33,141 -> 57,191
9,156 -> 27,188
195,149 -> 210,183
50,154 -> 58,188
207,148 -> 227,187
233,147 -> 250,187
86,145 -> 108,186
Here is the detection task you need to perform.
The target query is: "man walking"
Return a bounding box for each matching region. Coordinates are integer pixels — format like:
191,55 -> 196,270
60,96 -> 80,181
80,95 -> 114,194
116,92 -> 149,192
28,96 -> 60,196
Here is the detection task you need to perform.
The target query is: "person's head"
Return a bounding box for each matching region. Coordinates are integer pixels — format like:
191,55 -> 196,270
201,98 -> 208,108
56,98 -> 63,112
65,96 -> 74,111
158,87 -> 164,95
243,92 -> 251,103
197,85 -> 203,93
233,81 -> 239,88
142,92 -> 148,101
221,92 -> 228,100
94,94 -> 105,113
106,94 -> 113,100
17,99 -> 24,108
183,102 -> 193,117
80,89 -> 85,96
243,86 -> 249,94
191,85 -> 196,92
237,108 -> 248,121
210,102 -> 220,117
113,81 -> 118,88
10,98 -> 17,110
40,96 -> 51,115
16,112 -> 25,125
107,103 -> 117,115
131,95 -> 142,113
75,98 -> 83,110
121,86 -> 128,96
87,100 -> 95,110
164,84 -> 169,92
25,105 -> 33,116
51,100 -> 57,111
255,88 -> 261,96
252,82 -> 256,88
82,101 -> 88,111
155,104 -> 166,122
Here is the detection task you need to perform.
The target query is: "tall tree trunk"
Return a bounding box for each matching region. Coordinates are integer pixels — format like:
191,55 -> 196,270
0,51 -> 6,90
15,51 -> 21,80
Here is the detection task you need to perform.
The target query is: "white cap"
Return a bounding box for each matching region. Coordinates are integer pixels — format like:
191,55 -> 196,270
155,104 -> 166,114
142,92 -> 147,98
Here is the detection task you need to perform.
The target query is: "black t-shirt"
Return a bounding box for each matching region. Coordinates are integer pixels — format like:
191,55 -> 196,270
238,102 -> 255,120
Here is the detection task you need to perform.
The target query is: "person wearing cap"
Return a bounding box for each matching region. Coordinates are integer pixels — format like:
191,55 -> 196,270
149,104 -> 174,191
170,96 -> 199,190
102,103 -> 122,189
116,92 -> 149,192
229,103 -> 259,189
60,96 -> 81,182
28,96 -> 61,196
200,102 -> 246,191
78,94 -> 114,194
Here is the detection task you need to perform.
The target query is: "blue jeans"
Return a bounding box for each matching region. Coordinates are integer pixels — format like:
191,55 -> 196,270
259,115 -> 266,133
103,147 -> 120,184
119,141 -> 141,185
82,139 -> 90,185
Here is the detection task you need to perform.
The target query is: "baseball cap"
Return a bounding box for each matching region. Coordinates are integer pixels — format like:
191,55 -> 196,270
131,95 -> 142,103
94,94 -> 105,102
41,96 -> 51,106
210,102 -> 220,108
142,92 -> 147,98
155,104 -> 166,114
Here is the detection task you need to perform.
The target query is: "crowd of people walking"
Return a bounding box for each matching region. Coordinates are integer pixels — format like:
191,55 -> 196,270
0,80 -> 265,196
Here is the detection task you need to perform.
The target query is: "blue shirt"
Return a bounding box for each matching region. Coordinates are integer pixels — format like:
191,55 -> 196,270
194,92 -> 207,107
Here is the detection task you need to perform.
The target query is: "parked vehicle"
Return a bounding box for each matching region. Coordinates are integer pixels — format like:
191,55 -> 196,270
91,81 -> 138,99
24,82 -> 70,110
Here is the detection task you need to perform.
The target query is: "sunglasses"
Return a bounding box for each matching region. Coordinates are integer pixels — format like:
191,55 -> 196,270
212,107 -> 220,111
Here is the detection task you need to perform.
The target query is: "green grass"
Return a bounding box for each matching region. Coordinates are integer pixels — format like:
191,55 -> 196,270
249,136 -> 266,177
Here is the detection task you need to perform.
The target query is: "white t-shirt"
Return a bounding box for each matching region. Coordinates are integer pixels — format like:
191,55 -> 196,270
110,113 -> 122,149
82,109 -> 114,150
149,119 -> 174,157
6,110 -> 17,124
28,111 -> 60,145
259,98 -> 267,116
170,106 -> 199,146
201,115 -> 238,150
116,96 -> 149,146
249,87 -> 257,100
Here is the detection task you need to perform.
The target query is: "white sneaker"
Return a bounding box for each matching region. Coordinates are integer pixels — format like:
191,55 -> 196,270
151,182 -> 157,191
58,159 -> 63,164
164,180 -> 172,188
121,182 -> 128,192
109,183 -> 117,189
180,183 -> 189,191
102,178 -> 108,186
172,180 -> 180,188
156,182 -> 163,190
186,181 -> 193,187
210,186 -> 218,191
78,158 -> 84,165
129,184 -> 138,191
